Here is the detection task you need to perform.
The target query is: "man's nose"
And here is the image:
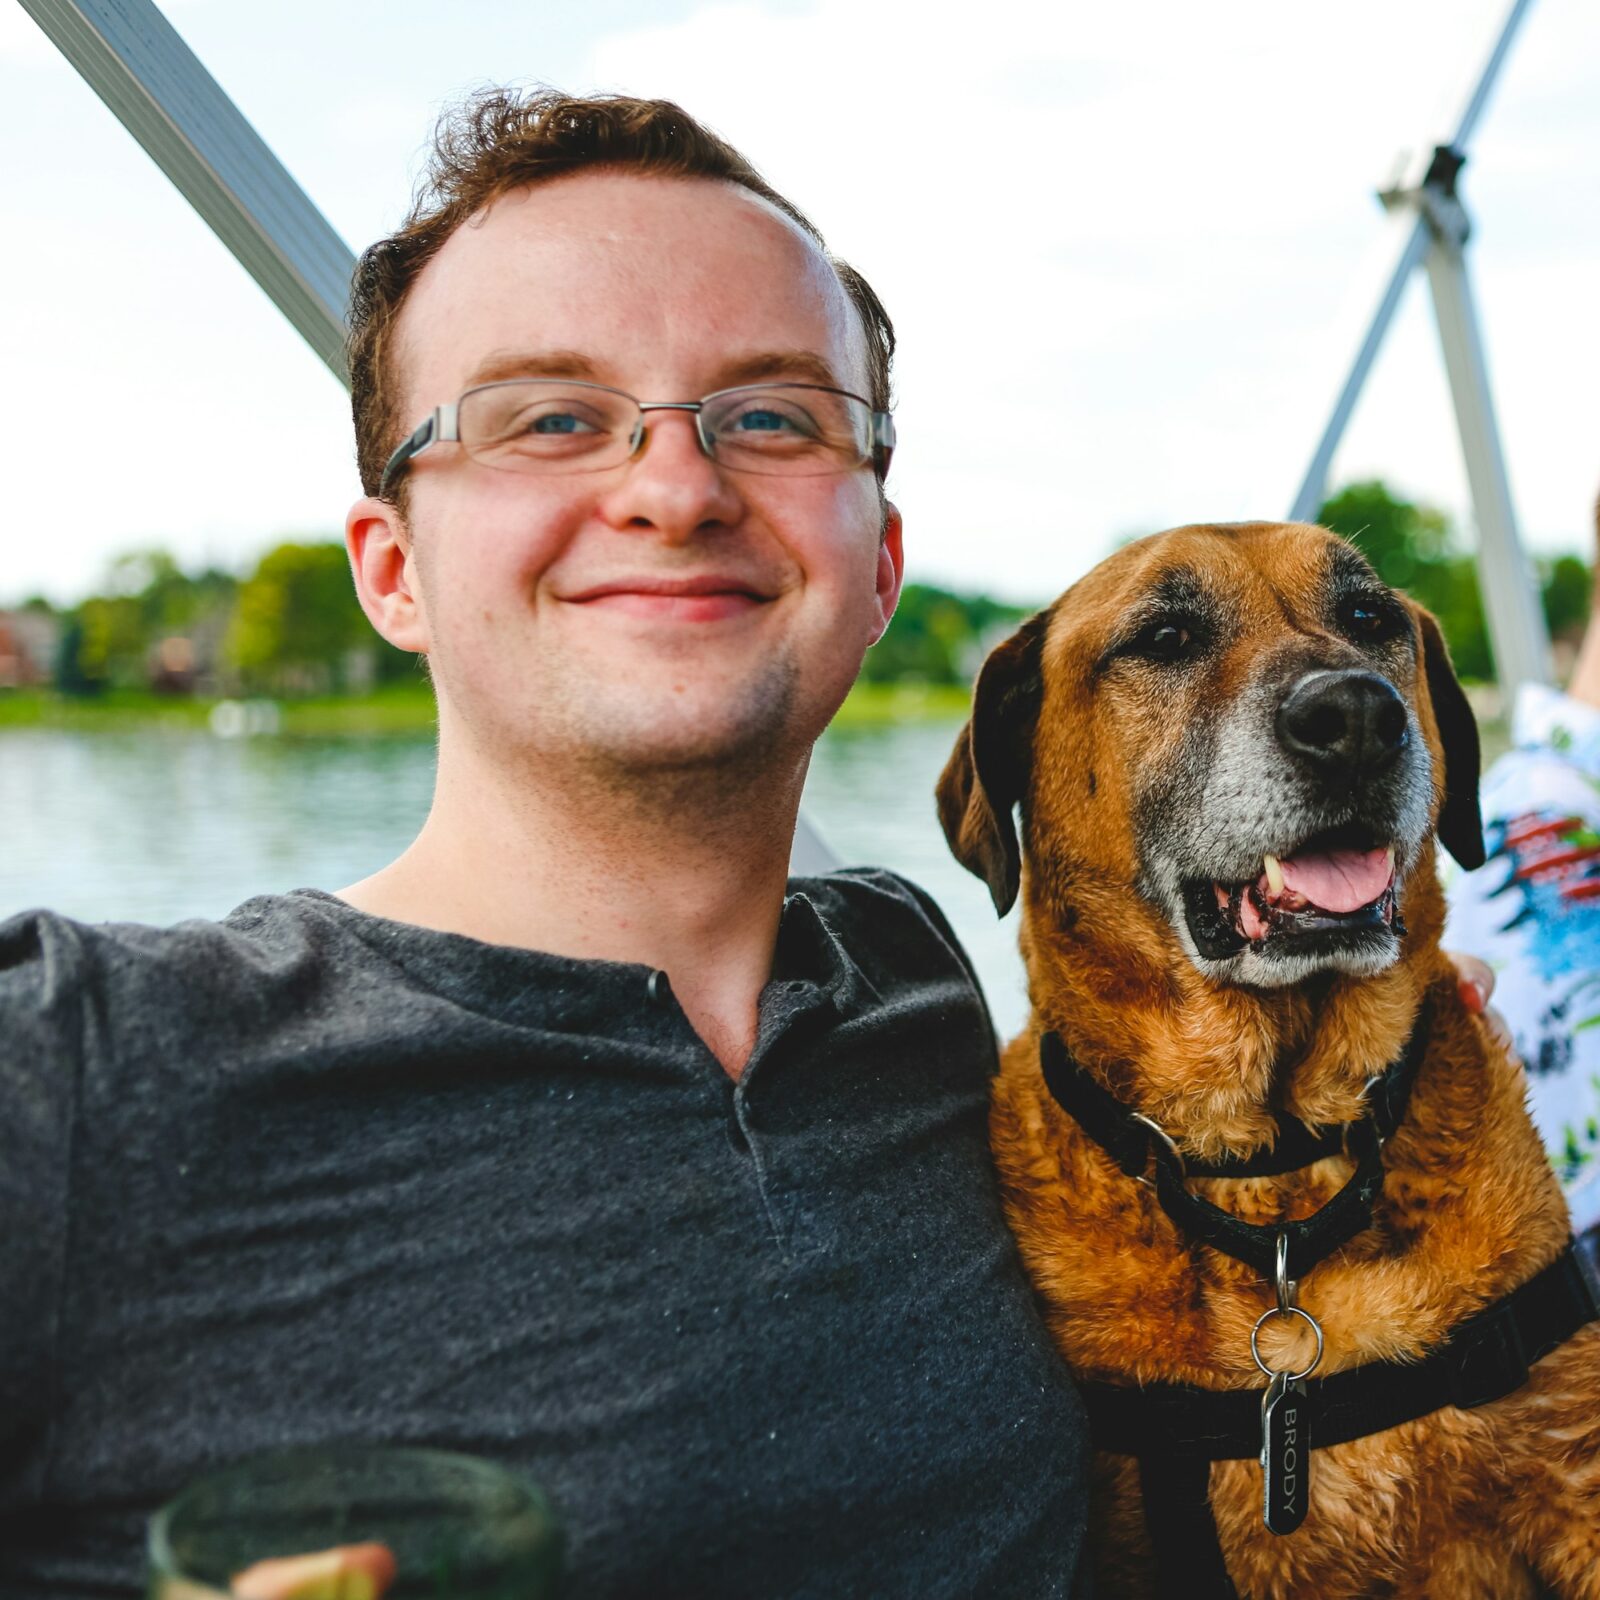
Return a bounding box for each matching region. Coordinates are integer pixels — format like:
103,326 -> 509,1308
595,411 -> 743,542
1275,670 -> 1409,778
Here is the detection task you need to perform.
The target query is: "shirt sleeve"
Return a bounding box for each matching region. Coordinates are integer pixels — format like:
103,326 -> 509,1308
0,911 -> 84,1490
1442,684 -> 1600,1233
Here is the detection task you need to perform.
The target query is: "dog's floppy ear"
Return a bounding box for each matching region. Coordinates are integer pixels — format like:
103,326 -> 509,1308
937,608 -> 1050,915
1416,607 -> 1486,870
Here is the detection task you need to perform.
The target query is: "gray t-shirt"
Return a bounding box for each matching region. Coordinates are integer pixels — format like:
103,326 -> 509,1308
0,870 -> 1090,1597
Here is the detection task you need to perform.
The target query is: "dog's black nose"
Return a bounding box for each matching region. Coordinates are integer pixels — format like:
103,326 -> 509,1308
1276,671 -> 1408,776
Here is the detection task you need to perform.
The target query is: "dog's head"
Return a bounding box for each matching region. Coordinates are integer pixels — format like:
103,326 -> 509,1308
938,522 -> 1483,989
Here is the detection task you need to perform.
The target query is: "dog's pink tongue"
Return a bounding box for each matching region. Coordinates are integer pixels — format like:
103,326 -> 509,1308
1276,847 -> 1391,913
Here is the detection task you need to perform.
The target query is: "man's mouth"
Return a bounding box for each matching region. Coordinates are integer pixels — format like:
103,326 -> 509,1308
1180,826 -> 1402,962
563,574 -> 774,623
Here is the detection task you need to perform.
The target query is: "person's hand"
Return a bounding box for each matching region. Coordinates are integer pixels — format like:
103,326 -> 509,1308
230,1544 -> 396,1600
1447,950 -> 1516,1061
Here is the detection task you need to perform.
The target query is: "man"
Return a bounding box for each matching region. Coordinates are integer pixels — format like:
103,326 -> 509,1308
0,92 -> 1091,1596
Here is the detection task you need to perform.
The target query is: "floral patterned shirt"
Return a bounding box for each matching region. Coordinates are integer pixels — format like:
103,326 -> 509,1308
1444,683 -> 1600,1235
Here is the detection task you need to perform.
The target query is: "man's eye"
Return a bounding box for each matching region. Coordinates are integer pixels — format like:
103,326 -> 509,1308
527,411 -> 600,436
1336,594 -> 1405,643
730,407 -> 804,435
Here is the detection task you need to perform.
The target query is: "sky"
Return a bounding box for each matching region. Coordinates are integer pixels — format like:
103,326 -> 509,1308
1,0 -> 1597,609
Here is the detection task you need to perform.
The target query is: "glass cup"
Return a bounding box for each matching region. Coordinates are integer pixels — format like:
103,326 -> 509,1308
147,1446 -> 563,1600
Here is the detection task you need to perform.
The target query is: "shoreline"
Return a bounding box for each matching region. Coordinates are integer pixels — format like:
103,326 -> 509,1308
0,683 -> 1515,760
0,681 -> 978,737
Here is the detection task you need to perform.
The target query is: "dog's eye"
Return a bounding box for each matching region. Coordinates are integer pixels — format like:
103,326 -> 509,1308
1335,593 -> 1406,645
1127,620 -> 1197,663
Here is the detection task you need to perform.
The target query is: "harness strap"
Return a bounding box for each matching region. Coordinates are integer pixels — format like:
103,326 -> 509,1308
1039,1001 -> 1429,1177
1078,1244 -> 1600,1461
1138,1455 -> 1238,1600
1150,1121 -> 1383,1279
1040,1003 -> 1431,1280
1040,1033 -> 1345,1177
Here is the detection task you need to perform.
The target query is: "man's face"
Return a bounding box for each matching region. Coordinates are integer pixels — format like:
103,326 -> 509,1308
363,172 -> 902,781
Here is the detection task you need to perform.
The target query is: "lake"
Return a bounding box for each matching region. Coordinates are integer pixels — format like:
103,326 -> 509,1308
1,719 -> 1033,1037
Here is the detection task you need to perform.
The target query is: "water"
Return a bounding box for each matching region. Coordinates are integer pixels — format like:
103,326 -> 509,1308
1,720 -> 1032,1037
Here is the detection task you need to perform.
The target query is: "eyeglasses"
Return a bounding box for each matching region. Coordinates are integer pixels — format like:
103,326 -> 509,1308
380,378 -> 896,497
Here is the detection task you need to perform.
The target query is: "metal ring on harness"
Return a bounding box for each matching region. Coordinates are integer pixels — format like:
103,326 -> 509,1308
1250,1305 -> 1324,1382
1129,1112 -> 1185,1190
1347,1073 -> 1388,1156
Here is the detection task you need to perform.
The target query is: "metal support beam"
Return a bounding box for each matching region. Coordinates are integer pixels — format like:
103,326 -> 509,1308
1422,193 -> 1551,693
1287,212 -> 1430,525
1291,0 -> 1534,522
17,0 -> 356,385
1451,0 -> 1538,151
1286,0 -> 1549,697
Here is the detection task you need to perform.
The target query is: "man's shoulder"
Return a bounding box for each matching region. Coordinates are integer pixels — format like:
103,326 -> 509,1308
791,865 -> 962,941
788,867 -> 995,1030
0,892 -> 353,1063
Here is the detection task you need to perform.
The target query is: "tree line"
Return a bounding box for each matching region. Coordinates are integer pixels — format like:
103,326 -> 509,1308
5,481 -> 1591,699
21,543 -> 418,698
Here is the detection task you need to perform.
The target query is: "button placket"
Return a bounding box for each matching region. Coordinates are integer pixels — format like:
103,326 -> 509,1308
731,1074 -> 791,1258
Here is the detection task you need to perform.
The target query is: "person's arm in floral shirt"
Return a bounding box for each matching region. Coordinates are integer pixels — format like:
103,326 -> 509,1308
1443,494 -> 1600,1268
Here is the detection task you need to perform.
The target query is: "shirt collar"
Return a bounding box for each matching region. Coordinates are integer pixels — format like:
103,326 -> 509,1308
773,886 -> 881,1017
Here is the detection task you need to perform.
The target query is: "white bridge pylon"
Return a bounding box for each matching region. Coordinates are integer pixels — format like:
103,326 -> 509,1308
1289,0 -> 1552,698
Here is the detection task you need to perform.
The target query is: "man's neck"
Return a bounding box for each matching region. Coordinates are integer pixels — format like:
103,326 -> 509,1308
336,736 -> 808,1078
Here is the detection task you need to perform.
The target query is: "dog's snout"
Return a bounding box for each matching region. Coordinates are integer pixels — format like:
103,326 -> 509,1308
1275,671 -> 1408,777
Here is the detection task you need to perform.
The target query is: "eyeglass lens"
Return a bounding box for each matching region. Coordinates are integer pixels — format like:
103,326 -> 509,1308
459,381 -> 874,478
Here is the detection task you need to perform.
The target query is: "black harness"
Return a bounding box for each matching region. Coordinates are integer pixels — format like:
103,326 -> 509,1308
1039,1010 -> 1600,1598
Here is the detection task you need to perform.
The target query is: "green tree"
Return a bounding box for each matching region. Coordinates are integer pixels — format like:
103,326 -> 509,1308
1540,554 -> 1593,644
69,593 -> 146,689
107,548 -> 237,639
227,541 -> 371,693
51,548 -> 241,693
859,583 -> 1029,686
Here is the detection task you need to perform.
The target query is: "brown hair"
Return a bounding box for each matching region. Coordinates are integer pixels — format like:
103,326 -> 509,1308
348,88 -> 895,501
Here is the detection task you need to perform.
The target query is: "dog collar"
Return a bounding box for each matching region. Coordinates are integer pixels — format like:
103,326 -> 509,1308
1037,998 -> 1430,1281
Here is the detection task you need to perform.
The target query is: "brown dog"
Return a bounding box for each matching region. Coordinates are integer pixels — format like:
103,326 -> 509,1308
938,522 -> 1600,1598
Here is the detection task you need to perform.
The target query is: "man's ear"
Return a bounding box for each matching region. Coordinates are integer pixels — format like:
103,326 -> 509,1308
868,502 -> 905,645
936,608 -> 1050,915
1415,606 -> 1485,869
347,495 -> 430,654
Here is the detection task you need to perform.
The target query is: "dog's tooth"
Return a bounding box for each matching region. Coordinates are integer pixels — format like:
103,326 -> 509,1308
1384,845 -> 1396,877
1263,853 -> 1285,896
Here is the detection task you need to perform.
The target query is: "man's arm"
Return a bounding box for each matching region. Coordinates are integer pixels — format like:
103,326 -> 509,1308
0,910 -> 84,1492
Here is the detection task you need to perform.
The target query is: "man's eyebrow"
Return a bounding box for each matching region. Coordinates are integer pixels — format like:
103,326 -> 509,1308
458,348 -> 854,397
463,349 -> 601,387
715,350 -> 849,392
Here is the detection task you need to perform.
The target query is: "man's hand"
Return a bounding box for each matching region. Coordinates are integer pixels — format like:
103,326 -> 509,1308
1447,950 -> 1515,1060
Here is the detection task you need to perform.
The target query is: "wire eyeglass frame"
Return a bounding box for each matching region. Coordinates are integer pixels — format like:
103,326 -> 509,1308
380,377 -> 895,497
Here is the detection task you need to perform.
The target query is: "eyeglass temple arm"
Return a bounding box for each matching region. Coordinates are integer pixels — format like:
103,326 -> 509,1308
872,412 -> 896,476
379,405 -> 460,498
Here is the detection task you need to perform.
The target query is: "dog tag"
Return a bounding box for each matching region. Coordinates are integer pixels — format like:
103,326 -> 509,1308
1259,1370 -> 1312,1535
